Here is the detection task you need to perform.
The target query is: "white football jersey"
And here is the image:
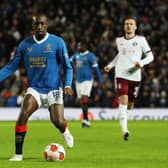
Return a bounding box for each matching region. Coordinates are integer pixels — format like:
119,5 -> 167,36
115,35 -> 151,81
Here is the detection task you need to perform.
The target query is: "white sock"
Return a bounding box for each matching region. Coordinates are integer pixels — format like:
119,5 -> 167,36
63,127 -> 70,135
119,104 -> 128,134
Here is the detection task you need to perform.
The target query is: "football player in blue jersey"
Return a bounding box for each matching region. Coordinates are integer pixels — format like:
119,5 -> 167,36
71,40 -> 103,128
0,14 -> 74,161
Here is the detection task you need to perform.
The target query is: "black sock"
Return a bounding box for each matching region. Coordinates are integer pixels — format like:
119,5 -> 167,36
15,132 -> 26,154
82,104 -> 88,120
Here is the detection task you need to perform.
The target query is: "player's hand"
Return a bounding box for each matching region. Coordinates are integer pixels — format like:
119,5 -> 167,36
104,66 -> 111,72
134,62 -> 143,69
64,87 -> 73,96
128,62 -> 142,74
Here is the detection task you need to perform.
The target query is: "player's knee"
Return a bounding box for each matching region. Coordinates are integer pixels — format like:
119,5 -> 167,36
119,95 -> 128,105
17,111 -> 30,124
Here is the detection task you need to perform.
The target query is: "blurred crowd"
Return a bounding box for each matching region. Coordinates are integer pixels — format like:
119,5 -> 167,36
0,0 -> 167,108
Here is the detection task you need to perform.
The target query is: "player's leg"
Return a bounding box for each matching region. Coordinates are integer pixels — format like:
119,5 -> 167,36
128,81 -> 140,112
116,78 -> 129,140
122,81 -> 140,141
112,79 -> 119,108
80,95 -> 91,128
112,94 -> 119,108
76,81 -> 92,128
127,101 -> 134,120
9,88 -> 40,161
48,89 -> 74,148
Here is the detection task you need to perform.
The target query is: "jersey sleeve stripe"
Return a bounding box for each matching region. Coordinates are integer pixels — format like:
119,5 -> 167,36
145,50 -> 152,53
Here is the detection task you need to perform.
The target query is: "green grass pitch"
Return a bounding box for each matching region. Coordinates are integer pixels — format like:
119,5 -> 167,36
0,120 -> 168,168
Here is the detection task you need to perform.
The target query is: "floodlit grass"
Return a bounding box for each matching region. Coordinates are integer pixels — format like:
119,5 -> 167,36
0,120 -> 168,168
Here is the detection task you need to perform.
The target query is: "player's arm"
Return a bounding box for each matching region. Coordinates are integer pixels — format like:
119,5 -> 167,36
57,38 -> 73,95
0,46 -> 22,82
128,51 -> 154,73
69,54 -> 76,74
93,64 -> 103,84
90,54 -> 103,84
139,37 -> 154,67
137,50 -> 154,68
128,37 -> 154,74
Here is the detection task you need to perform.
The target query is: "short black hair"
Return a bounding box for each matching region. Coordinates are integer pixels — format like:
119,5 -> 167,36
33,13 -> 48,23
78,38 -> 88,48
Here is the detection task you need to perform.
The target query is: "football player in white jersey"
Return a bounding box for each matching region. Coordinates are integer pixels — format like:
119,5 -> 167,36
104,16 -> 154,141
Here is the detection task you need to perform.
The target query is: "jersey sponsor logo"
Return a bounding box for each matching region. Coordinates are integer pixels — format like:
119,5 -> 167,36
29,56 -> 47,68
76,61 -> 83,67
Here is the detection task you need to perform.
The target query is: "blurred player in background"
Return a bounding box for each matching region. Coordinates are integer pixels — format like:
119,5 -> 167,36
71,39 -> 103,128
104,16 -> 154,140
0,14 -> 74,161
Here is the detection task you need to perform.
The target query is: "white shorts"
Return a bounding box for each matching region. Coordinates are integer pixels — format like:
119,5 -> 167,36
76,80 -> 93,99
25,87 -> 63,107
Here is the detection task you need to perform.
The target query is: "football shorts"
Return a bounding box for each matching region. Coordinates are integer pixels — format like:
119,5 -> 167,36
25,87 -> 63,107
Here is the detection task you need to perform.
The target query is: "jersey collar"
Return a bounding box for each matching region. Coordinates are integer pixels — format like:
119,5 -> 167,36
124,35 -> 136,40
80,50 -> 89,55
33,32 -> 49,44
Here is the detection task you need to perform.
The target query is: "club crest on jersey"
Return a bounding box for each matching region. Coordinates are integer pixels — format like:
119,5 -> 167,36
44,44 -> 52,52
27,47 -> 32,52
132,42 -> 138,46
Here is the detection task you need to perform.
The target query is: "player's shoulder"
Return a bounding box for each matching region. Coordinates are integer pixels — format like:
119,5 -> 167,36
18,36 -> 34,48
116,36 -> 125,42
88,51 -> 94,56
134,35 -> 149,45
21,36 -> 33,43
87,51 -> 96,59
48,33 -> 64,42
135,35 -> 146,41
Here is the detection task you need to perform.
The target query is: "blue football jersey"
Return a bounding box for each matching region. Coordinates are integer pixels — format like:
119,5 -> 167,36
0,33 -> 73,93
71,50 -> 102,83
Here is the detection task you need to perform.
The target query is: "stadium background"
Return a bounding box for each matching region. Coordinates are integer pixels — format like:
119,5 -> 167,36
0,0 -> 167,108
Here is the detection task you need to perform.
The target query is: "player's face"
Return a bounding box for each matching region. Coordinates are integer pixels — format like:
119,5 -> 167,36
33,16 -> 48,38
124,19 -> 137,35
77,42 -> 86,52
